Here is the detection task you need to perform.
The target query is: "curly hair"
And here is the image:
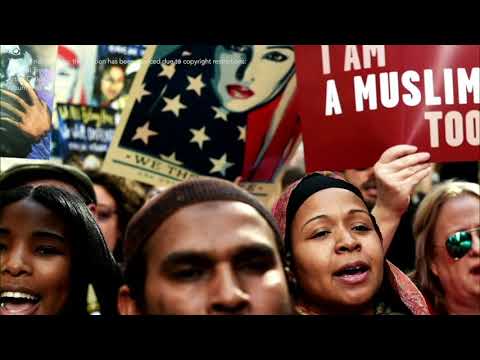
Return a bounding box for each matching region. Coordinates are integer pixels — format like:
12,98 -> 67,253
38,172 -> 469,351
85,171 -> 145,262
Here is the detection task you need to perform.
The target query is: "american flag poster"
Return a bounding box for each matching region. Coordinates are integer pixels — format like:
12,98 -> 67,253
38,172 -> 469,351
102,45 -> 301,204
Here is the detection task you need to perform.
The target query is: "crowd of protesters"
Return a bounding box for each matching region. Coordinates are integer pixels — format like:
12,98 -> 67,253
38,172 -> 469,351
0,147 -> 478,315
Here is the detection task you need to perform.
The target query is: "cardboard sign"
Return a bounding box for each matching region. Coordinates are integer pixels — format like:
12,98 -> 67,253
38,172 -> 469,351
51,104 -> 117,162
102,45 -> 301,205
295,45 -> 480,171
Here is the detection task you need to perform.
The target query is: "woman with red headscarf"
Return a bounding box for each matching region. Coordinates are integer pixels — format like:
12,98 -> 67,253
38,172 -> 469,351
271,170 -> 431,315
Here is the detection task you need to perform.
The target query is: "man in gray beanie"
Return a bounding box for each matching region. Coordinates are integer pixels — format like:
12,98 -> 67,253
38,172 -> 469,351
118,177 -> 293,315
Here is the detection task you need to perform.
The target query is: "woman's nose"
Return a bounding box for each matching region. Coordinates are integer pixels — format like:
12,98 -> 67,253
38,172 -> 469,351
0,246 -> 32,277
335,228 -> 362,254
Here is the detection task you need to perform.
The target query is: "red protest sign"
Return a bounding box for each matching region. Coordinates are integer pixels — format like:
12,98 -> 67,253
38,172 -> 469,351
295,45 -> 480,172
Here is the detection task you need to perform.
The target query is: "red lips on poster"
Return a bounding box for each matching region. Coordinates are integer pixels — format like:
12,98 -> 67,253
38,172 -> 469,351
295,45 -> 480,172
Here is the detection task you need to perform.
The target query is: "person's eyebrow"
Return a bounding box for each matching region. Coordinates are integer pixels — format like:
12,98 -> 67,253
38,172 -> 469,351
161,251 -> 213,270
233,243 -> 277,263
266,45 -> 294,51
301,214 -> 329,231
0,228 -> 10,236
348,209 -> 371,217
301,208 -> 371,231
32,230 -> 65,243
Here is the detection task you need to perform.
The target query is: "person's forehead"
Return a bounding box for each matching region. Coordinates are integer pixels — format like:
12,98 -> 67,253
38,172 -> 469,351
344,168 -> 372,179
109,67 -> 125,77
439,195 -> 479,218
299,188 -> 366,213
147,201 -> 277,259
436,195 -> 480,235
93,184 -> 116,206
58,58 -> 76,69
0,198 -> 66,232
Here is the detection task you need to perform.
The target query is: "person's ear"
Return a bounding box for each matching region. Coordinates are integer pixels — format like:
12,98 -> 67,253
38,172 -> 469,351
87,203 -> 97,216
118,285 -> 141,315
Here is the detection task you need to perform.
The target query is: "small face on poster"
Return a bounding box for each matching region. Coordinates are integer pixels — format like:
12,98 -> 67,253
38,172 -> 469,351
93,59 -> 126,107
91,45 -> 146,112
54,45 -> 98,105
55,46 -> 81,104
0,45 -> 57,159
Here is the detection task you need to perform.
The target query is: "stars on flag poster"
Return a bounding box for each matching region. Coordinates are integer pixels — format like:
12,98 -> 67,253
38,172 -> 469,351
119,46 -> 248,181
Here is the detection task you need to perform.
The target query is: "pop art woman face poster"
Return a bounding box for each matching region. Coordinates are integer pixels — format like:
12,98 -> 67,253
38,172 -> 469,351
55,46 -> 81,104
210,45 -> 296,113
113,44 -> 300,186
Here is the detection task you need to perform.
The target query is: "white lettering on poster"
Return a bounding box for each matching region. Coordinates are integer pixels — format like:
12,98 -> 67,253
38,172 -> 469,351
321,45 -> 331,75
352,68 -> 480,111
325,79 -> 343,115
362,46 -> 386,69
318,45 -> 479,153
344,45 -> 362,71
425,110 -> 480,148
354,74 -> 377,111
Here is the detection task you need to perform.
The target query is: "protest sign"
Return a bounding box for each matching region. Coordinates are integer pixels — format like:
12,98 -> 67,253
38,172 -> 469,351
102,45 -> 301,205
295,45 -> 479,171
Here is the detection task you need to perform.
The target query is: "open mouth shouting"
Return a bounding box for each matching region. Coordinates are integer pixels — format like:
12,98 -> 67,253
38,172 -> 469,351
333,261 -> 371,285
0,289 -> 41,315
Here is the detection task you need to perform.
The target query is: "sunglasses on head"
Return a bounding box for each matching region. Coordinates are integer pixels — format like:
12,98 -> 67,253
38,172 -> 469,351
446,227 -> 480,260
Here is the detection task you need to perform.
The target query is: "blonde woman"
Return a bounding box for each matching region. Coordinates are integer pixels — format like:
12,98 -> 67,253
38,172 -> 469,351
413,180 -> 480,314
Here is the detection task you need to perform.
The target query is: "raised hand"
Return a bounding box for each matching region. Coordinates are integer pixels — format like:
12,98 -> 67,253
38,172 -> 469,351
0,77 -> 51,142
371,144 -> 432,253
